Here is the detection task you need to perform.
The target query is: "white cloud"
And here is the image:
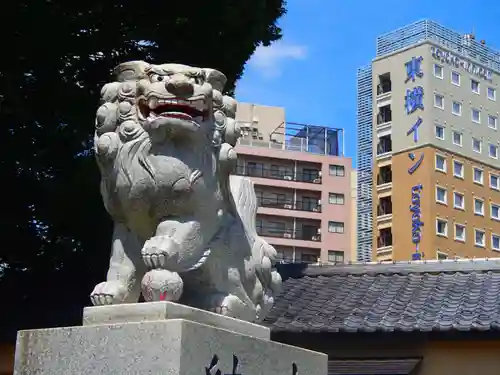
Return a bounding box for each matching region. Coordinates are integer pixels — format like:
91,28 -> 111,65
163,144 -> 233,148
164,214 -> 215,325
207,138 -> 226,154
248,41 -> 308,78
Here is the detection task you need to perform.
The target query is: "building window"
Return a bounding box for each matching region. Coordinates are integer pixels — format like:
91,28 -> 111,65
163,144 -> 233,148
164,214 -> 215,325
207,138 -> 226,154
300,253 -> 318,263
434,64 -> 443,79
436,218 -> 448,237
489,115 -> 498,130
454,223 -> 466,242
453,160 -> 464,178
328,221 -> 344,233
489,144 -> 498,159
256,219 -> 263,233
474,198 -> 485,216
328,250 -> 344,263
435,125 -> 445,140
329,193 -> 345,205
488,87 -> 496,101
437,251 -> 449,260
472,138 -> 482,153
302,168 -> 320,182
436,186 -> 447,204
490,173 -> 500,190
453,192 -> 465,210
434,93 -> 444,109
492,234 -> 500,251
471,79 -> 480,94
269,165 -> 293,179
474,229 -> 486,247
452,131 -> 463,147
435,154 -> 446,172
451,71 -> 461,86
471,108 -> 481,123
329,164 -> 345,177
268,221 -> 286,236
247,162 -> 264,177
473,167 -> 484,185
452,101 -> 462,116
491,203 -> 500,221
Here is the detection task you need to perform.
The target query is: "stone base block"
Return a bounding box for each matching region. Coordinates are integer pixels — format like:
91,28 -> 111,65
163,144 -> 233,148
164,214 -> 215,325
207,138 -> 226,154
82,301 -> 270,340
14,303 -> 327,375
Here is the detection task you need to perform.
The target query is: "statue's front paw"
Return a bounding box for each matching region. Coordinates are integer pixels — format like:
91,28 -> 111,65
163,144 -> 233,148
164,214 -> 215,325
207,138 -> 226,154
141,235 -> 181,270
90,281 -> 128,306
210,294 -> 256,322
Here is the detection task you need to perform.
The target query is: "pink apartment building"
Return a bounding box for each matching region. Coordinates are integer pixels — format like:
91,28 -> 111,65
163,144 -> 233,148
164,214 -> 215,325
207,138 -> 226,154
234,103 -> 353,263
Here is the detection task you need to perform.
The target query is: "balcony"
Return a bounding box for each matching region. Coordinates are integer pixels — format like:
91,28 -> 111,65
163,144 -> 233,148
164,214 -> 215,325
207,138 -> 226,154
376,135 -> 392,158
235,165 -> 322,184
377,197 -> 393,224
377,73 -> 392,95
256,226 -> 322,242
376,165 -> 392,192
377,197 -> 393,216
377,228 -> 393,254
258,197 -> 322,213
377,105 -> 392,125
274,245 -> 322,264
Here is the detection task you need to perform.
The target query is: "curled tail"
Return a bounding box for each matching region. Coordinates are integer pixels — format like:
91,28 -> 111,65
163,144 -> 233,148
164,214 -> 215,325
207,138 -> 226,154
228,175 -> 283,318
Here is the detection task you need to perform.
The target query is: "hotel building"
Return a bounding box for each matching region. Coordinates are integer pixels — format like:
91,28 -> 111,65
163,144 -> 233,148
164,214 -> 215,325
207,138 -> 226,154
234,103 -> 353,263
357,20 -> 500,261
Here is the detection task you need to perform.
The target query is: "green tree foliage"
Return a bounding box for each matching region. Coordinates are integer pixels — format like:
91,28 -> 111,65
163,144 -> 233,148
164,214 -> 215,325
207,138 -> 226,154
0,0 -> 286,339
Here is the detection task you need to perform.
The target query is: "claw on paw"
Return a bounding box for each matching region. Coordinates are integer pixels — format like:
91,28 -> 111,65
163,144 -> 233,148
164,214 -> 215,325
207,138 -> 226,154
90,281 -> 128,306
141,235 -> 181,269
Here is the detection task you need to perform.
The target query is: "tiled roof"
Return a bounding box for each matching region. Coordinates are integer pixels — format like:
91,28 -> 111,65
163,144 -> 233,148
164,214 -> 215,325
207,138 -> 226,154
328,358 -> 421,375
265,259 -> 500,333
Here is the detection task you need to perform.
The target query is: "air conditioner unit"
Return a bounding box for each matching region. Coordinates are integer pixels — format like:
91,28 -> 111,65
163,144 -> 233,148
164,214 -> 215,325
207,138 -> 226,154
312,207 -> 320,212
284,204 -> 292,209
283,233 -> 292,239
283,175 -> 292,180
313,178 -> 321,183
311,235 -> 320,241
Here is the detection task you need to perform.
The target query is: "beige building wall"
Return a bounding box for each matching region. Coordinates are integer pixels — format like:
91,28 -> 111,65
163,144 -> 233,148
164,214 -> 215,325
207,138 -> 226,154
235,102 -> 286,143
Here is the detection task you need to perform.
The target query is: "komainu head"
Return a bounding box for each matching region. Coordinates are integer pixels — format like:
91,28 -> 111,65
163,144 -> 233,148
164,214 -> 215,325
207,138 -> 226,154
95,61 -> 240,149
93,62 -> 241,240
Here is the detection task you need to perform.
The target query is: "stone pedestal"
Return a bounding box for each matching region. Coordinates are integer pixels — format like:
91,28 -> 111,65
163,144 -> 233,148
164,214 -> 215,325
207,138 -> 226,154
14,302 -> 327,375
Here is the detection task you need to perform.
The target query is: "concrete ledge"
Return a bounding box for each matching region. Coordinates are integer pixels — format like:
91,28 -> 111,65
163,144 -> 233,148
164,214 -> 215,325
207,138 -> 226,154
83,301 -> 270,340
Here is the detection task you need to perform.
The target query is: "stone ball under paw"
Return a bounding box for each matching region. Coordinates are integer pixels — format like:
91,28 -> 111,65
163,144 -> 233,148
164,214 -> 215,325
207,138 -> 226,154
141,269 -> 183,302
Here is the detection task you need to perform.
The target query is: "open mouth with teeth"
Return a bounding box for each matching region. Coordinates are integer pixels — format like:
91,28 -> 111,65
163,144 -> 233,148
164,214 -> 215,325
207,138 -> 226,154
139,97 -> 209,122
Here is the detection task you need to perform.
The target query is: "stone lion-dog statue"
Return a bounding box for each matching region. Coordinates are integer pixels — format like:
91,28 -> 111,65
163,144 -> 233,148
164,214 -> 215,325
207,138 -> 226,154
91,61 -> 282,322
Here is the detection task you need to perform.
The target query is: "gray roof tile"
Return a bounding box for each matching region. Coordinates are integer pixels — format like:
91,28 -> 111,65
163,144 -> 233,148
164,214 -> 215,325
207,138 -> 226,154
265,260 -> 500,333
328,358 -> 421,375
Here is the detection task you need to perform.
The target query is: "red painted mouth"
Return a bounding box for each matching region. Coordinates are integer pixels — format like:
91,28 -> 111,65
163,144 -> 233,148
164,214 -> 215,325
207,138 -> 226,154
139,97 -> 209,121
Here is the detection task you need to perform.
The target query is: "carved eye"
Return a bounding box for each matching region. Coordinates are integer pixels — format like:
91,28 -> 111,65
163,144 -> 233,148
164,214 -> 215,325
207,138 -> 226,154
149,74 -> 164,82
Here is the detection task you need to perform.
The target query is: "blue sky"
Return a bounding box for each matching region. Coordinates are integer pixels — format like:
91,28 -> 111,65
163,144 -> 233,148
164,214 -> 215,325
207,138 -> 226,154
235,0 -> 500,167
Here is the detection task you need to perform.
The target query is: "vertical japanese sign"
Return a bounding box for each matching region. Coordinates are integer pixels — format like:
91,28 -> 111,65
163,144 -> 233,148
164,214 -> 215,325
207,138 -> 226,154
404,56 -> 425,261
